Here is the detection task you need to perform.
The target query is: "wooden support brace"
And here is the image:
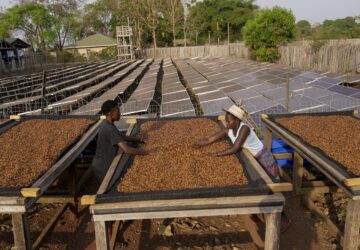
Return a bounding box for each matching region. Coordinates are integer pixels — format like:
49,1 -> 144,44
32,204 -> 68,249
110,221 -> 122,250
244,215 -> 264,248
21,188 -> 40,198
81,195 -> 96,205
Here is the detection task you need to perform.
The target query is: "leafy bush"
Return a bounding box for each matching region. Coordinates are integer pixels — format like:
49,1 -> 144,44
243,6 -> 296,62
88,46 -> 117,61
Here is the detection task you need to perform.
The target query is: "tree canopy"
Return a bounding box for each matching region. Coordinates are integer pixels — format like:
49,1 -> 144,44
243,6 -> 297,62
0,0 -> 359,54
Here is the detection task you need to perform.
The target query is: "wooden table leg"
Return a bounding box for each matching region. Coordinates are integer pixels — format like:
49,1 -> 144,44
292,152 -> 304,207
94,221 -> 109,250
343,199 -> 360,250
264,212 -> 281,250
12,212 -> 32,250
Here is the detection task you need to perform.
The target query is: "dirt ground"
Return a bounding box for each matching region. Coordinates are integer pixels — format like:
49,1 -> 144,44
0,178 -> 342,250
0,199 -> 342,249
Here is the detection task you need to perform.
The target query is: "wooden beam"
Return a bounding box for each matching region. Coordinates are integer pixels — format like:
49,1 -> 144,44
12,213 -> 32,250
217,115 -> 225,121
126,118 -> 137,125
21,188 -> 40,198
263,127 -> 272,151
267,183 -> 293,192
273,153 -> 293,160
343,199 -> 360,250
264,212 -> 281,250
9,115 -> 21,121
36,196 -> 75,204
344,178 -> 360,187
91,194 -> 284,212
293,152 -> 304,196
81,195 -> 96,205
93,206 -> 283,222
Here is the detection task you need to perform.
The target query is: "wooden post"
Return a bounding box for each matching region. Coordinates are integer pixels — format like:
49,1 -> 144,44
94,221 -> 109,250
227,23 -> 230,45
343,199 -> 360,250
12,213 -> 32,250
264,127 -> 272,150
285,75 -> 290,112
208,31 -> 211,45
264,212 -> 281,250
217,22 -> 220,46
293,152 -> 304,207
195,31 -> 198,46
41,70 -> 47,114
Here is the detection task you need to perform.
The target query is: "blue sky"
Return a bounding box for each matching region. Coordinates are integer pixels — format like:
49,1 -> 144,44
1,0 -> 360,24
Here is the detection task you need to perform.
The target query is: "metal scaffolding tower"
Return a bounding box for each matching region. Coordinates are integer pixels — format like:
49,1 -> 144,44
116,26 -> 134,59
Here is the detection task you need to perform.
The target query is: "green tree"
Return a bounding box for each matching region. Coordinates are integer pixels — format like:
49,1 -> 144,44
0,2 -> 56,51
243,6 -> 296,62
188,0 -> 258,44
83,0 -> 122,36
45,0 -> 80,51
297,20 -> 312,38
163,0 -> 184,47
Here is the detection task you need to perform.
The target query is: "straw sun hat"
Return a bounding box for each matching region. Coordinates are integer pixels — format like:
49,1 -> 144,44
223,105 -> 245,120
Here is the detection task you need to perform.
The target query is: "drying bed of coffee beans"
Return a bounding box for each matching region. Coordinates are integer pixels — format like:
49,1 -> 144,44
276,115 -> 360,176
117,118 -> 248,193
0,119 -> 94,188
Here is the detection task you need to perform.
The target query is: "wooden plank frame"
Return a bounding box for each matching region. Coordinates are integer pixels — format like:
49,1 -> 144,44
261,111 -> 360,197
0,115 -> 104,250
86,116 -> 289,250
261,111 -> 360,250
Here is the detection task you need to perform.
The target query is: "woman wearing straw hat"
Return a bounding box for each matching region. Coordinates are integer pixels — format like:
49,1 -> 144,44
195,104 -> 278,178
195,104 -> 291,232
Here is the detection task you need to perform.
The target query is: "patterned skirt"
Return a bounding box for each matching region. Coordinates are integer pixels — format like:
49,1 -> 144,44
255,147 -> 279,179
